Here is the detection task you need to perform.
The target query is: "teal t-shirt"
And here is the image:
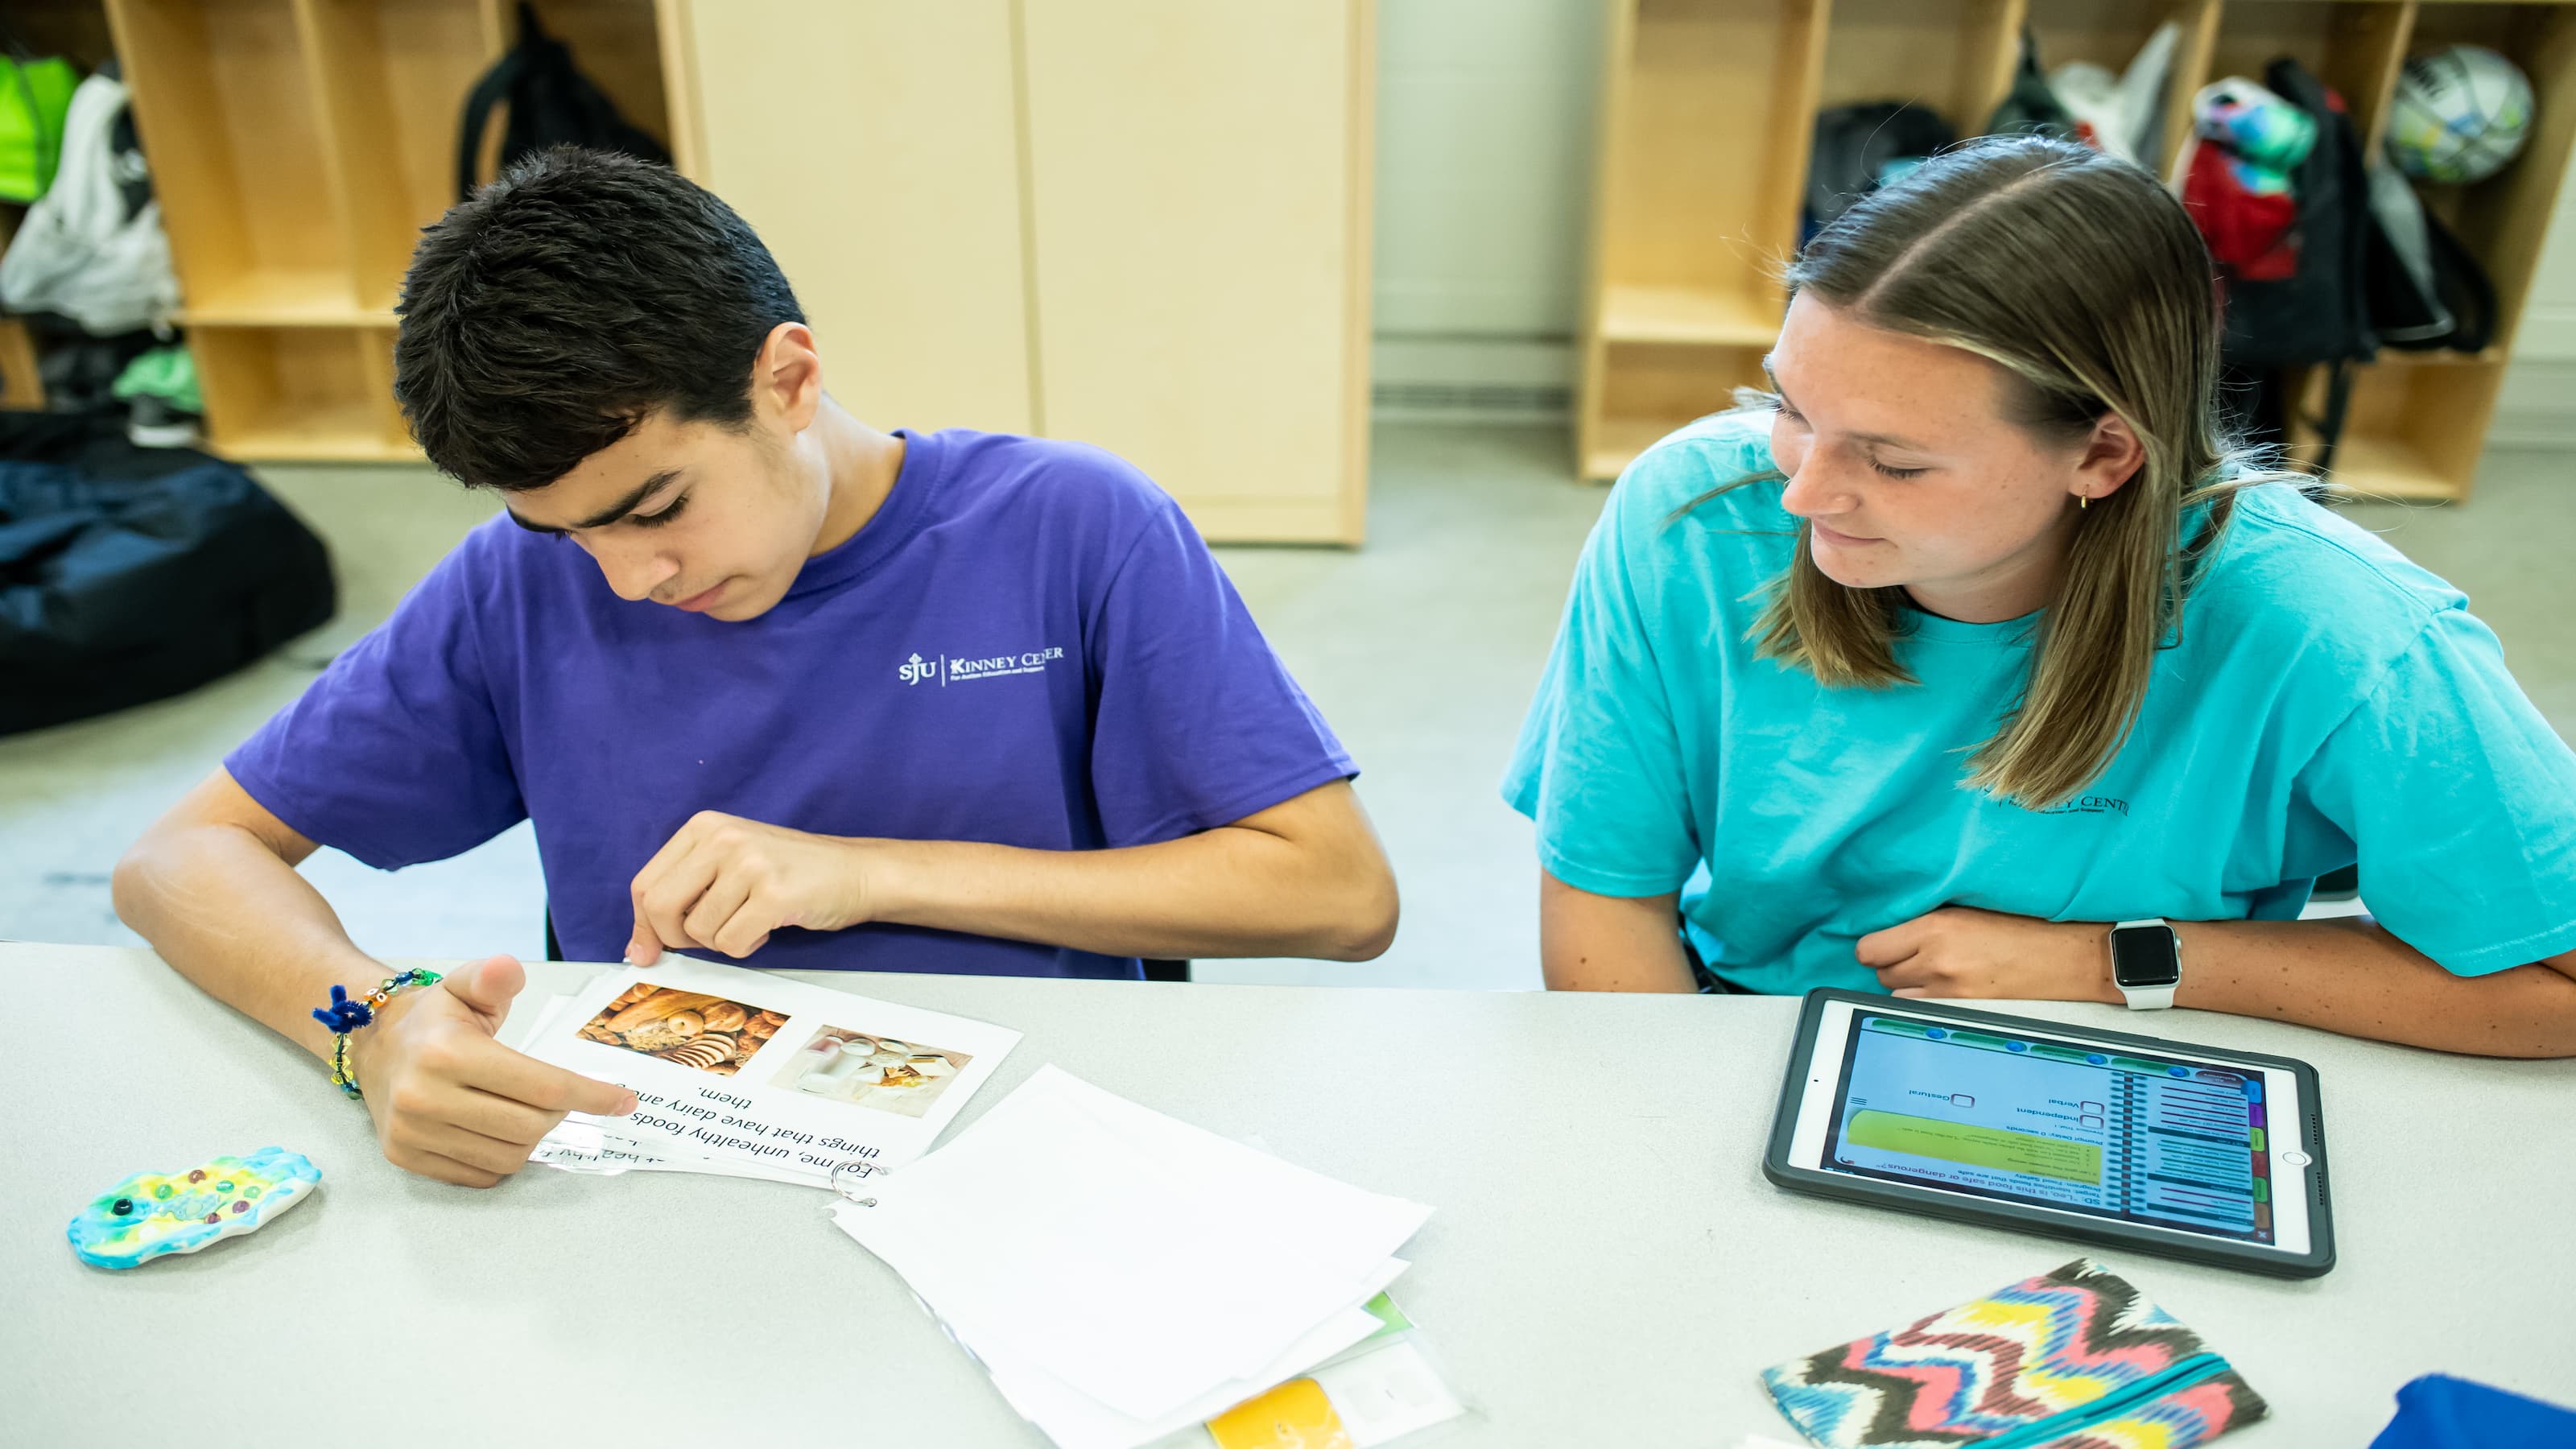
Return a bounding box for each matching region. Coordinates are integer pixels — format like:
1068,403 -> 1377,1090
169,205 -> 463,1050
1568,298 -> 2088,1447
1503,411 -> 2576,991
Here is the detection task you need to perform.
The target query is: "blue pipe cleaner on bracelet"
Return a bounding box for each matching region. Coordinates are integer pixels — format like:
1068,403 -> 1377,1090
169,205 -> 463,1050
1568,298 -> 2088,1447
312,984 -> 377,1032
312,969 -> 441,1100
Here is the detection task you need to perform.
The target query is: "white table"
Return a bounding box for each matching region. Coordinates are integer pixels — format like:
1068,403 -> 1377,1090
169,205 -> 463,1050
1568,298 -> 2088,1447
2,943 -> 2569,1445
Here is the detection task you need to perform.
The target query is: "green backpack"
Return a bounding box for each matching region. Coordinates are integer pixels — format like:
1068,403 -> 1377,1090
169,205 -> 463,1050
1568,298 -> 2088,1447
0,52 -> 79,202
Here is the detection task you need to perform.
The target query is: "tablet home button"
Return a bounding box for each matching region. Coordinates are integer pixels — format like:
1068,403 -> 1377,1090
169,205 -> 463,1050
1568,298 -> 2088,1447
2280,1150 -> 2312,1167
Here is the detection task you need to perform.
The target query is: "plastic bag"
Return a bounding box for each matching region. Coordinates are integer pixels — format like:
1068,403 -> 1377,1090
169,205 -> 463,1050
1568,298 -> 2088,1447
1156,1295 -> 1473,1449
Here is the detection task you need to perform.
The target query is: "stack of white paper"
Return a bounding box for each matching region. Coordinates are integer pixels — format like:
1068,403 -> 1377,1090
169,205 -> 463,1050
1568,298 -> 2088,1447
510,956 -> 1021,1187
830,1065 -> 1435,1449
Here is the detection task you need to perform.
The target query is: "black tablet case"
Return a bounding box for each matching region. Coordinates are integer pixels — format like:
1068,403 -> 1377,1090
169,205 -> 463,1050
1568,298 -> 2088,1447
1763,989 -> 2336,1278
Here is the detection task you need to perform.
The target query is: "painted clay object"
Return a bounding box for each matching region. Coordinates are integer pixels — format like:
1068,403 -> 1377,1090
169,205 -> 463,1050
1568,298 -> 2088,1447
66,1147 -> 322,1269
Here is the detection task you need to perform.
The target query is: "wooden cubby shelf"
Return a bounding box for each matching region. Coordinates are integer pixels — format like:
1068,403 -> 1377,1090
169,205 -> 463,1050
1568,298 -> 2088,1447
1598,285 -> 1786,347
101,0 -> 675,463
1579,0 -> 2576,504
188,325 -> 411,461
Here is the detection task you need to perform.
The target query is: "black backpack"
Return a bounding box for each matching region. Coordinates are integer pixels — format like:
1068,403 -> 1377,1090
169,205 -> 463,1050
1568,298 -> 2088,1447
456,2 -> 669,200
2365,186 -> 2497,355
1984,27 -> 2080,142
2219,59 -> 2376,373
0,412 -> 336,736
1808,102 -> 1956,240
2211,59 -> 2377,470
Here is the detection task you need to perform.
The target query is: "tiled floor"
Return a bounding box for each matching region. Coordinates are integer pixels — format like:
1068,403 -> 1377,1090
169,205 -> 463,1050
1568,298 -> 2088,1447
2,424 -> 2566,989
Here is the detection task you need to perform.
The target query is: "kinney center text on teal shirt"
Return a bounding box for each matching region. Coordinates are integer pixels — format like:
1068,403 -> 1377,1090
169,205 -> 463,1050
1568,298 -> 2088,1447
1504,411 -> 2576,993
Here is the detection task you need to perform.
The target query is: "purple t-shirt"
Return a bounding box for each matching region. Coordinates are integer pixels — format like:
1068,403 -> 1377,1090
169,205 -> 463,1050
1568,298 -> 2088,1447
227,429 -> 1354,978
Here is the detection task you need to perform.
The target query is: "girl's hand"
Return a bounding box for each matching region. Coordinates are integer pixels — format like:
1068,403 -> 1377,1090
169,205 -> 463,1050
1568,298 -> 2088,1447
1856,906 -> 2120,1003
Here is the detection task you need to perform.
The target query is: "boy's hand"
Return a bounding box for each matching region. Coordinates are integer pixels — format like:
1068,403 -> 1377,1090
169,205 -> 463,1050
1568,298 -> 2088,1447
627,811 -> 873,963
352,954 -> 638,1187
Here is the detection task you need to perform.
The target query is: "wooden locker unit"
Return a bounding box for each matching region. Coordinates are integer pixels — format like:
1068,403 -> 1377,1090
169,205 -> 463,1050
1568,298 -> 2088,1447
2024,0 -> 2221,174
2202,2 -> 2414,153
2297,1 -> 2576,499
114,0 -> 355,324
1816,0 -> 2027,139
5,5 -> 129,405
188,326 -> 386,458
1578,0 -> 2576,504
93,0 -> 1371,538
295,0 -> 501,313
102,0 -> 675,461
0,209 -> 43,410
1576,0 -> 1827,481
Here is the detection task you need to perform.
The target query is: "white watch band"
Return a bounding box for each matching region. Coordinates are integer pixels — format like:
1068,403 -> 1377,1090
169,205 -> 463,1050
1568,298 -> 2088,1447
2112,917 -> 2178,1010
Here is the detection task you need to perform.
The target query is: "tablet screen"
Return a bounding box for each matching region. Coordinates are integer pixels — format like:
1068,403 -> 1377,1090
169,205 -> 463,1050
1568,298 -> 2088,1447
1822,1010 -> 2278,1244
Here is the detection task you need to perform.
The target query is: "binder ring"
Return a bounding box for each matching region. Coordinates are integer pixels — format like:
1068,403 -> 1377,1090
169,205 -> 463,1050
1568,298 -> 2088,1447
831,1158 -> 883,1206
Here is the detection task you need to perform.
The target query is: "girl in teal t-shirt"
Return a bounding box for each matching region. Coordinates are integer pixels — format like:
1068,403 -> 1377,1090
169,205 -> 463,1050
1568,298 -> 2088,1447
1505,137 -> 2576,1056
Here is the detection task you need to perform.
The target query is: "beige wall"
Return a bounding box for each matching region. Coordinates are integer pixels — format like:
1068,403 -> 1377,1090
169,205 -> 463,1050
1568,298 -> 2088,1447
1370,0 -> 1606,407
2496,145 -> 2576,448
670,0 -> 1373,543
1373,0 -> 1605,339
676,3 -> 1035,435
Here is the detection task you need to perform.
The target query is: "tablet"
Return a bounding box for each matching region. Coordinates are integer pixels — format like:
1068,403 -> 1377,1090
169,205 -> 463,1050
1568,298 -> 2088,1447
1763,990 -> 2334,1278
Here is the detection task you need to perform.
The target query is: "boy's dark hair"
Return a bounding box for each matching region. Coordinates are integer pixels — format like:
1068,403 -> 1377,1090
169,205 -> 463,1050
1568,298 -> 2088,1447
393,146 -> 806,491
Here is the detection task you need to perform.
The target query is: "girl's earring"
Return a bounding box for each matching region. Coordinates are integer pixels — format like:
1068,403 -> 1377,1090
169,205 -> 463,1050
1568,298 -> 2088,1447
2078,491 -> 2090,510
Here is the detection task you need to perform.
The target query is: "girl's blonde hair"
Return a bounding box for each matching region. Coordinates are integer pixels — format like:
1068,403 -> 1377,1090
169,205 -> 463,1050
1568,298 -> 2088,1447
1719,135 -> 2281,810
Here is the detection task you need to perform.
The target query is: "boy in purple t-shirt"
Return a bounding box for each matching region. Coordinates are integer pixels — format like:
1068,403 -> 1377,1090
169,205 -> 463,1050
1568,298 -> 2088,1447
114,150 -> 1397,1187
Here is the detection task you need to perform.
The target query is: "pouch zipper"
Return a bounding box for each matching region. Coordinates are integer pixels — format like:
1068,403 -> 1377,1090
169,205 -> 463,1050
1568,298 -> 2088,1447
1979,1351 -> 2231,1449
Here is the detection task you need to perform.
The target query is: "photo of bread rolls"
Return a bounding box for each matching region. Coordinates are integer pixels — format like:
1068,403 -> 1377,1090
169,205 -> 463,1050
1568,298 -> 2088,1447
621,1009 -> 703,1054
576,984 -> 783,1080
657,1038 -> 733,1071
604,990 -> 722,1034
605,984 -> 658,1013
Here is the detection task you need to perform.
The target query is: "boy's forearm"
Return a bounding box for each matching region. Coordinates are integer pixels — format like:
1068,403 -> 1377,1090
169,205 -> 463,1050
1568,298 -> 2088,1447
113,823 -> 384,1063
862,825 -> 1395,963
2171,916 -> 2576,1058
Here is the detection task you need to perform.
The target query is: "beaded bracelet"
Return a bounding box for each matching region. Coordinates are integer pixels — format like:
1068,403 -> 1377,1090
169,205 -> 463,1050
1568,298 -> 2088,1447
311,968 -> 441,1100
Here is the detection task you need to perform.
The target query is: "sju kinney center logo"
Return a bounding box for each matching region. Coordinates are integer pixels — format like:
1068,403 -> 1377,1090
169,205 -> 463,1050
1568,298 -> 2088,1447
899,646 -> 1066,687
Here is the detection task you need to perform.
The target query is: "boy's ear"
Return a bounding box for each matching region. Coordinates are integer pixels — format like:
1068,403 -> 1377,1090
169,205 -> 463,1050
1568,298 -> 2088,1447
754,322 -> 824,431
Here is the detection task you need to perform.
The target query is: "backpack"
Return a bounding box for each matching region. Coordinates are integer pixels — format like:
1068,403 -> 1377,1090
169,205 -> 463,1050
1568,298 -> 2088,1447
1985,27 -> 2080,142
456,2 -> 669,200
2202,59 -> 2377,469
0,50 -> 78,201
1808,102 -> 1955,240
0,67 -> 178,336
0,412 -> 335,736
2363,150 -> 2497,354
2217,59 -> 2376,373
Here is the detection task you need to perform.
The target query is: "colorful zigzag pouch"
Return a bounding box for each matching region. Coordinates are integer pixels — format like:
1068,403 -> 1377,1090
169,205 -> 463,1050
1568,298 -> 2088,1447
1761,1259 -> 2268,1449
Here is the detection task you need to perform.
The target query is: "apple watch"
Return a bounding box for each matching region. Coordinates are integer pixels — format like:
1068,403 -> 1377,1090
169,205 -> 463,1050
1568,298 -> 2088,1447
2110,918 -> 2182,1009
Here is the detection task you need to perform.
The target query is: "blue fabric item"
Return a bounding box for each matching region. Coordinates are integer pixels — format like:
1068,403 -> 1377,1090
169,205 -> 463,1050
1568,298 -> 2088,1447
2368,1374 -> 2576,1448
228,429 -> 1353,978
1502,411 -> 2576,993
311,983 -> 371,1031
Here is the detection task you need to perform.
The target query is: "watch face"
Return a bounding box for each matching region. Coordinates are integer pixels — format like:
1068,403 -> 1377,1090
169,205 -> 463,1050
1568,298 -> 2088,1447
2112,927 -> 2182,988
